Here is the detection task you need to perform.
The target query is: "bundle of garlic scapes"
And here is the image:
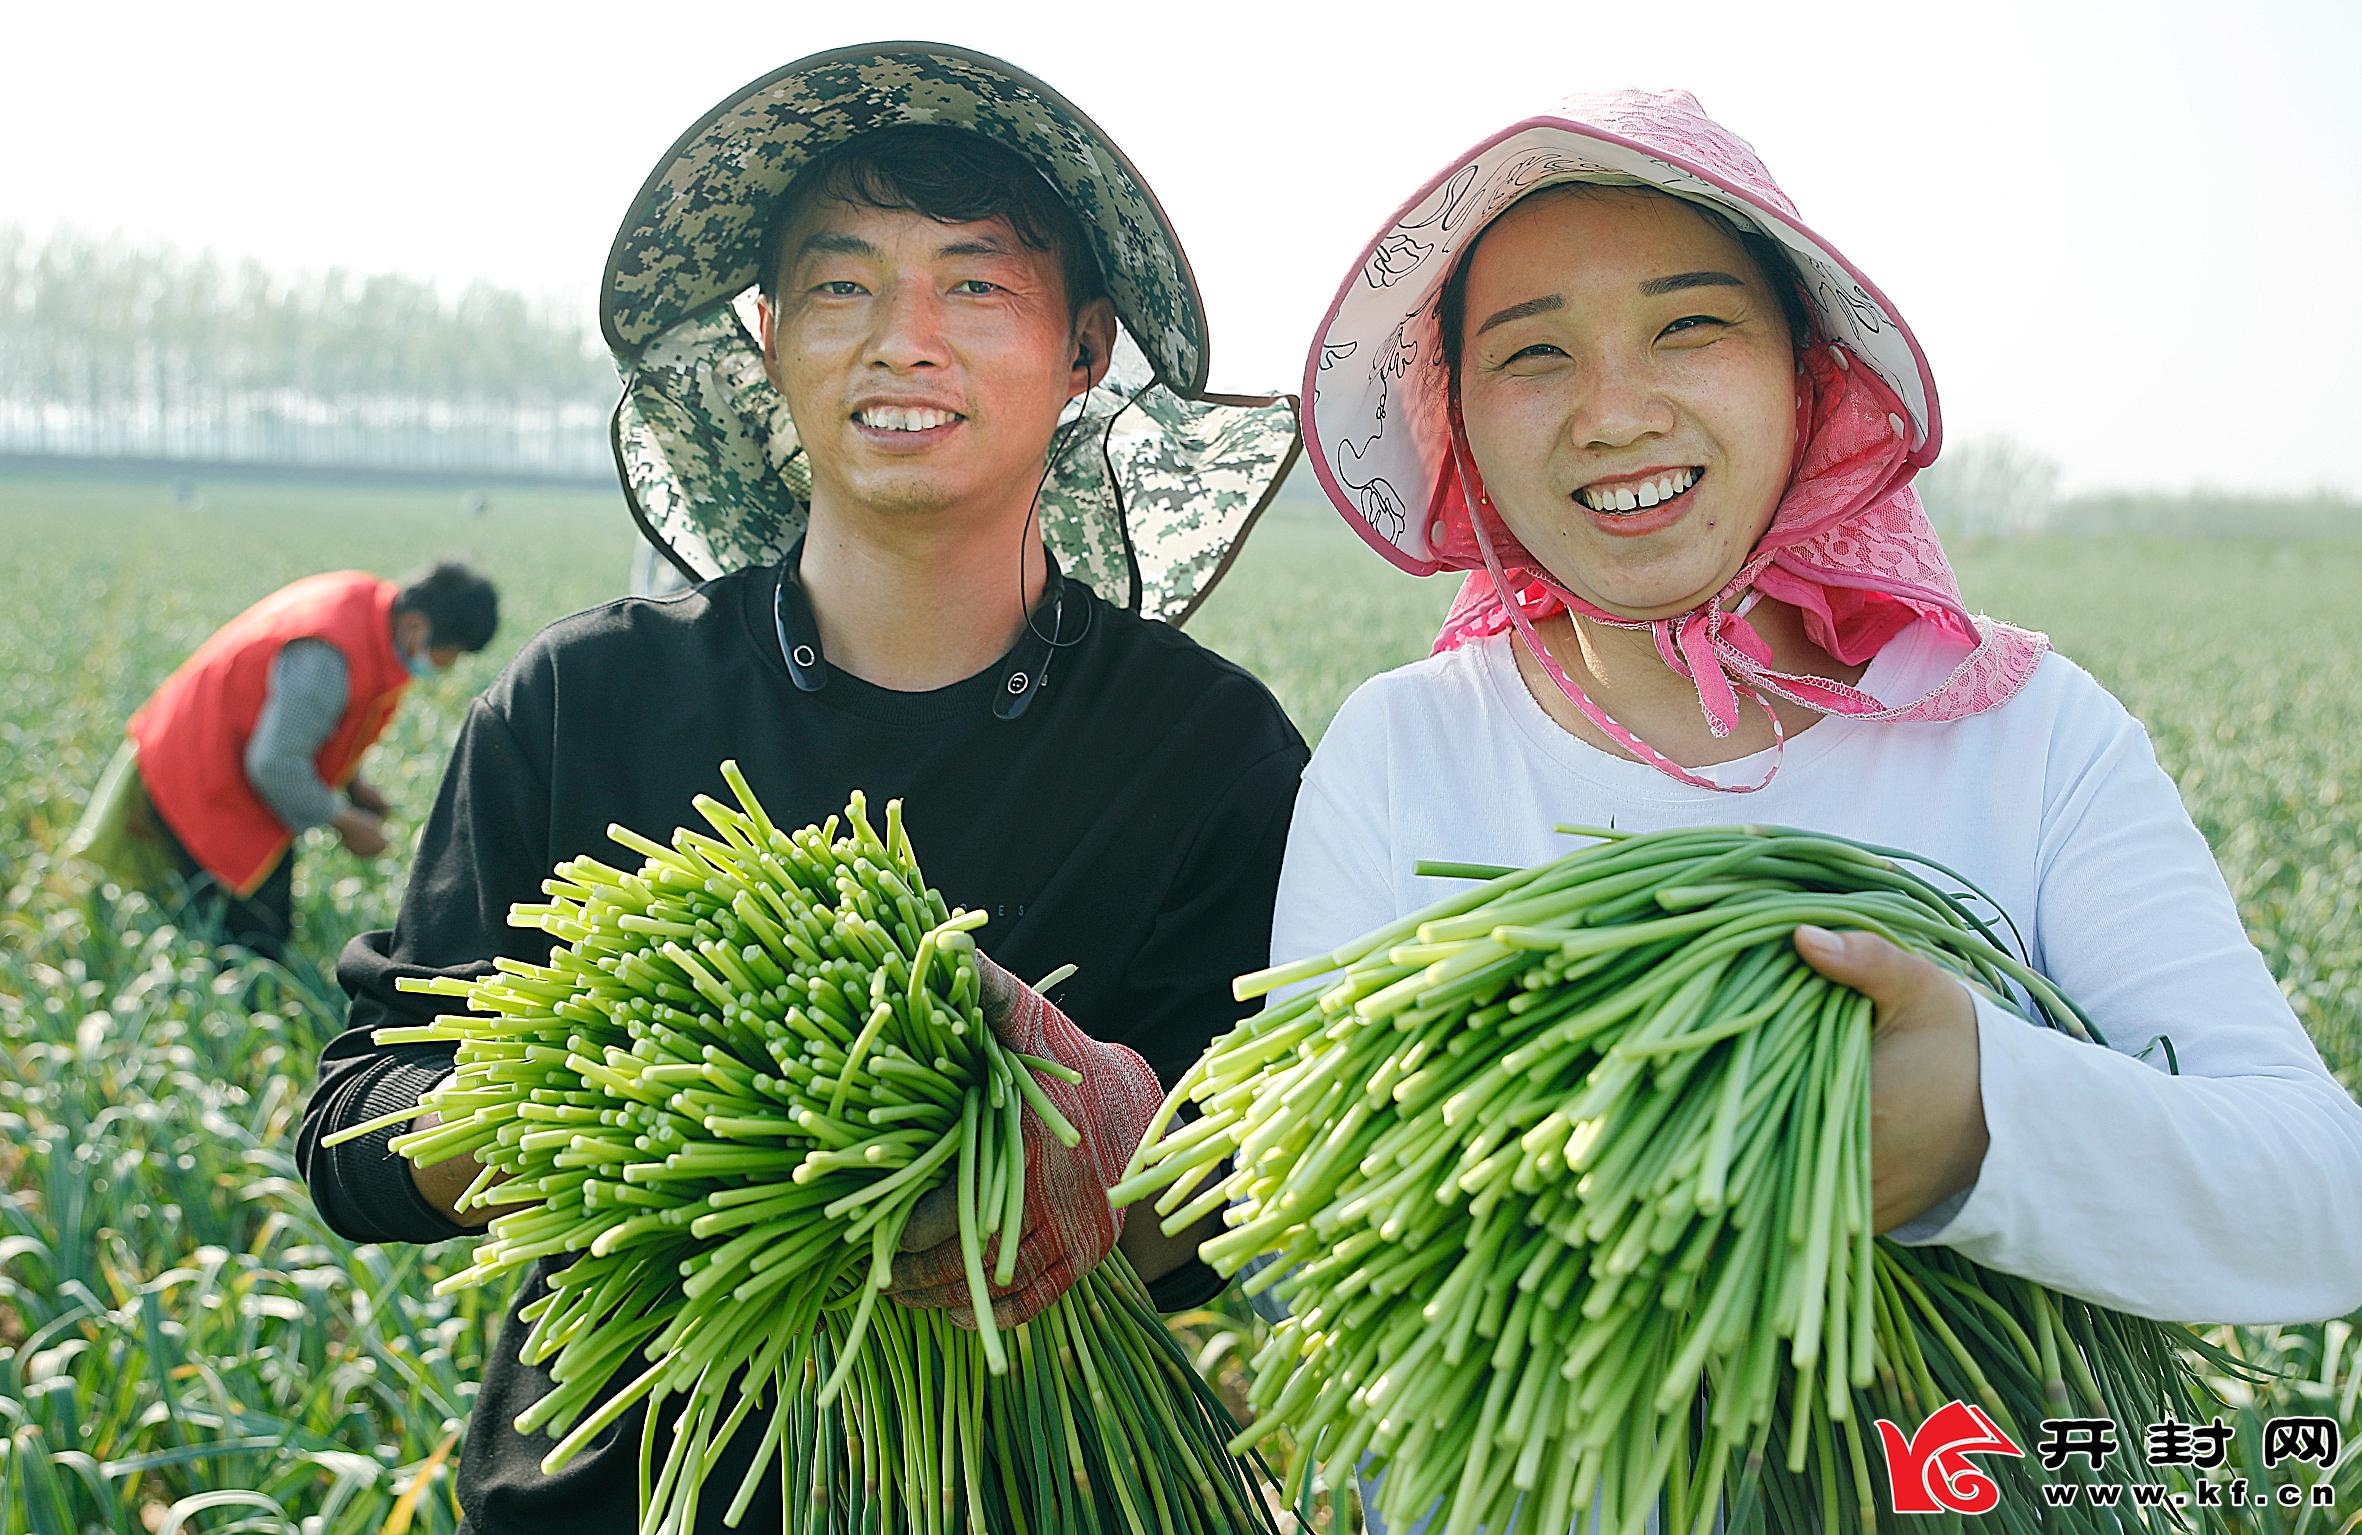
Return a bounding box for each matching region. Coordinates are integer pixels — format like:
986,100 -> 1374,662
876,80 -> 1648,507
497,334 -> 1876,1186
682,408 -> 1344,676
329,764 -> 1276,1535
1116,823 -> 2238,1535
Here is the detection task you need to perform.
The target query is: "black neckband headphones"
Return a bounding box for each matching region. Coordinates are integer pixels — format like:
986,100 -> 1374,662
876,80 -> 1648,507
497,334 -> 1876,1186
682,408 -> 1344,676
773,533 -> 1083,721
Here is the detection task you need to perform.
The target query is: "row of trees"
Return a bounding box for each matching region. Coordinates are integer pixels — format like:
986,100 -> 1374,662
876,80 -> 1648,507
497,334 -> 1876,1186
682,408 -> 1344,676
1913,435 -> 2062,539
1912,439 -> 2357,540
0,227 -> 616,476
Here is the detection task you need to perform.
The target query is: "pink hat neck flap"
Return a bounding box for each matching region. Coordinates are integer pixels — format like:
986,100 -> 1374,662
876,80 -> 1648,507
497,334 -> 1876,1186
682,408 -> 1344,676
1304,88 -> 2047,792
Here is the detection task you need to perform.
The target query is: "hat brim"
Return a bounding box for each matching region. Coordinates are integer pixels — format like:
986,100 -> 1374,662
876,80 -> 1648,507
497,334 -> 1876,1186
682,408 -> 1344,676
1304,117 -> 1942,576
603,41 -> 1208,391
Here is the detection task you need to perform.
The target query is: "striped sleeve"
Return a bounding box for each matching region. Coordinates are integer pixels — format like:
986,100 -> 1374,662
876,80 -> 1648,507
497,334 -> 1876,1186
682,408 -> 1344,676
245,639 -> 351,832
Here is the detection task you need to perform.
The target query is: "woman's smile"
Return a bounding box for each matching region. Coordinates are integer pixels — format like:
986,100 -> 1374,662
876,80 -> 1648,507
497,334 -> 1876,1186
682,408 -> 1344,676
1572,465 -> 1705,536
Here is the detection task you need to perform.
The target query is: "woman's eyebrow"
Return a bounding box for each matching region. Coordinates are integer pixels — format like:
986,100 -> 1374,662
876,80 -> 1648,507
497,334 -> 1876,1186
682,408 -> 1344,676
1473,269 -> 1747,337
1638,271 -> 1745,296
1474,293 -> 1565,338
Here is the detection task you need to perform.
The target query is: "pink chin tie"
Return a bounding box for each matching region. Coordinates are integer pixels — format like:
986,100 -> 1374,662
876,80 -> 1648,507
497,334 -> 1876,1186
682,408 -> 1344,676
1434,343 -> 2048,792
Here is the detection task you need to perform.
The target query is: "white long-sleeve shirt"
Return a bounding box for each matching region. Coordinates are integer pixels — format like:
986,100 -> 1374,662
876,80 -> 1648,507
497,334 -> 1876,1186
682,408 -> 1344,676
1272,618 -> 2362,1327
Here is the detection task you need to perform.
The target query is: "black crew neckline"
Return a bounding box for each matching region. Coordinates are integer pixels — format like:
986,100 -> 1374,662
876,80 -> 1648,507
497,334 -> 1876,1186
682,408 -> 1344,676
738,564 -> 1095,729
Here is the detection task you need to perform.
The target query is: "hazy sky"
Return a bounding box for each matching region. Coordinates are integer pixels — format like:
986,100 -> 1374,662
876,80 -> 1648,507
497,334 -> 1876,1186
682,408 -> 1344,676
10,0 -> 2357,494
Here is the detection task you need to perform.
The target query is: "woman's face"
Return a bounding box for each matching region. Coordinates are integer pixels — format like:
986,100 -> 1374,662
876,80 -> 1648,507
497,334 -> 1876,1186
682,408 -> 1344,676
1455,187 -> 1798,621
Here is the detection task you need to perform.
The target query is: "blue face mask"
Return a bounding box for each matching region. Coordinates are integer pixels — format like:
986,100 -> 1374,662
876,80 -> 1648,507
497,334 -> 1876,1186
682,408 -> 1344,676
403,642 -> 438,680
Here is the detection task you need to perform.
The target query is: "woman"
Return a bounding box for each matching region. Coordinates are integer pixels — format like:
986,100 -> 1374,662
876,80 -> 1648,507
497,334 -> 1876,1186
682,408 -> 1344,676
1276,86 -> 2362,1524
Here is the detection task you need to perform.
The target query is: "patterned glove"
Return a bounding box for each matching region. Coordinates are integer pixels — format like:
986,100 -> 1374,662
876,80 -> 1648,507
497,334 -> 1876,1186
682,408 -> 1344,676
887,951 -> 1164,1328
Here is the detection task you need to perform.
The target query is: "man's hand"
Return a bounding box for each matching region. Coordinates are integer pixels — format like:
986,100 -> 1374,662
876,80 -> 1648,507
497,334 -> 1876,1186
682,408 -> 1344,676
332,805 -> 391,857
405,1107 -> 533,1231
1793,926 -> 1989,1235
346,779 -> 391,816
889,1127 -> 1108,1329
885,952 -> 1162,1329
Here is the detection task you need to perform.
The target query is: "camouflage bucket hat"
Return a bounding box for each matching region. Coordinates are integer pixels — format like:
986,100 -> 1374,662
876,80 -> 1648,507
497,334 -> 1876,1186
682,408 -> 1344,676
602,41 -> 1301,624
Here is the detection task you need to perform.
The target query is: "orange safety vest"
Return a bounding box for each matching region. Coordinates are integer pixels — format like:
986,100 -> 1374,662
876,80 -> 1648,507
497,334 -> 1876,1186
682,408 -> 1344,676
129,572 -> 412,895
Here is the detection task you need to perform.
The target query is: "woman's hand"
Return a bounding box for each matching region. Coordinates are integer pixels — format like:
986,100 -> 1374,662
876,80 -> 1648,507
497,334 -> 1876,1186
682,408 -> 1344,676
1793,925 -> 1990,1234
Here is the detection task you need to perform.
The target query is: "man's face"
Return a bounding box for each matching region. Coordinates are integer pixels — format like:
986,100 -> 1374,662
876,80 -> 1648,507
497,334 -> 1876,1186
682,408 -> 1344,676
759,196 -> 1113,526
394,611 -> 462,671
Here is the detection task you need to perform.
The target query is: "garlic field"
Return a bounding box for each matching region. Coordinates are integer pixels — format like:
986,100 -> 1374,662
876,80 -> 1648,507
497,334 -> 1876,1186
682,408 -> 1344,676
2,467 -> 2355,1532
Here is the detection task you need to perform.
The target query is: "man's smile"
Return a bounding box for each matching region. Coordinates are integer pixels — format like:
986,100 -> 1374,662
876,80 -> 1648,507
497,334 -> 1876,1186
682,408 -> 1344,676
849,399 -> 968,449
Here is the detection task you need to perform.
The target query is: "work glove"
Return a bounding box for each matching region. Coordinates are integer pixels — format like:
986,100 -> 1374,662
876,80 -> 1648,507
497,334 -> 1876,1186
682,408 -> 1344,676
885,950 -> 1163,1329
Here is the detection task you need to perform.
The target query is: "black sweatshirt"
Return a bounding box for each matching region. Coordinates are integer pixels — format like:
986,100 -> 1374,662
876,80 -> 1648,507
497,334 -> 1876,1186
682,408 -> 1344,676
294,566 -> 1306,1533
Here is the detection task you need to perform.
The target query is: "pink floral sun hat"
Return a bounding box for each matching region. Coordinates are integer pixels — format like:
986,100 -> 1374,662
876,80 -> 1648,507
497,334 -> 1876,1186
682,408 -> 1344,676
1303,88 -> 2048,791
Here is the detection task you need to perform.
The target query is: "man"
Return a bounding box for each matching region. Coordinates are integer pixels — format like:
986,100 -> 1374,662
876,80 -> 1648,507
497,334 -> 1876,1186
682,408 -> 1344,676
82,561 -> 497,960
295,44 -> 1303,1529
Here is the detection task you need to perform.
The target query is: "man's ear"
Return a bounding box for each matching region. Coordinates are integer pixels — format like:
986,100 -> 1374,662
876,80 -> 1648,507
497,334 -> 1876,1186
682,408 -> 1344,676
756,292 -> 784,391
1068,296 -> 1118,400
